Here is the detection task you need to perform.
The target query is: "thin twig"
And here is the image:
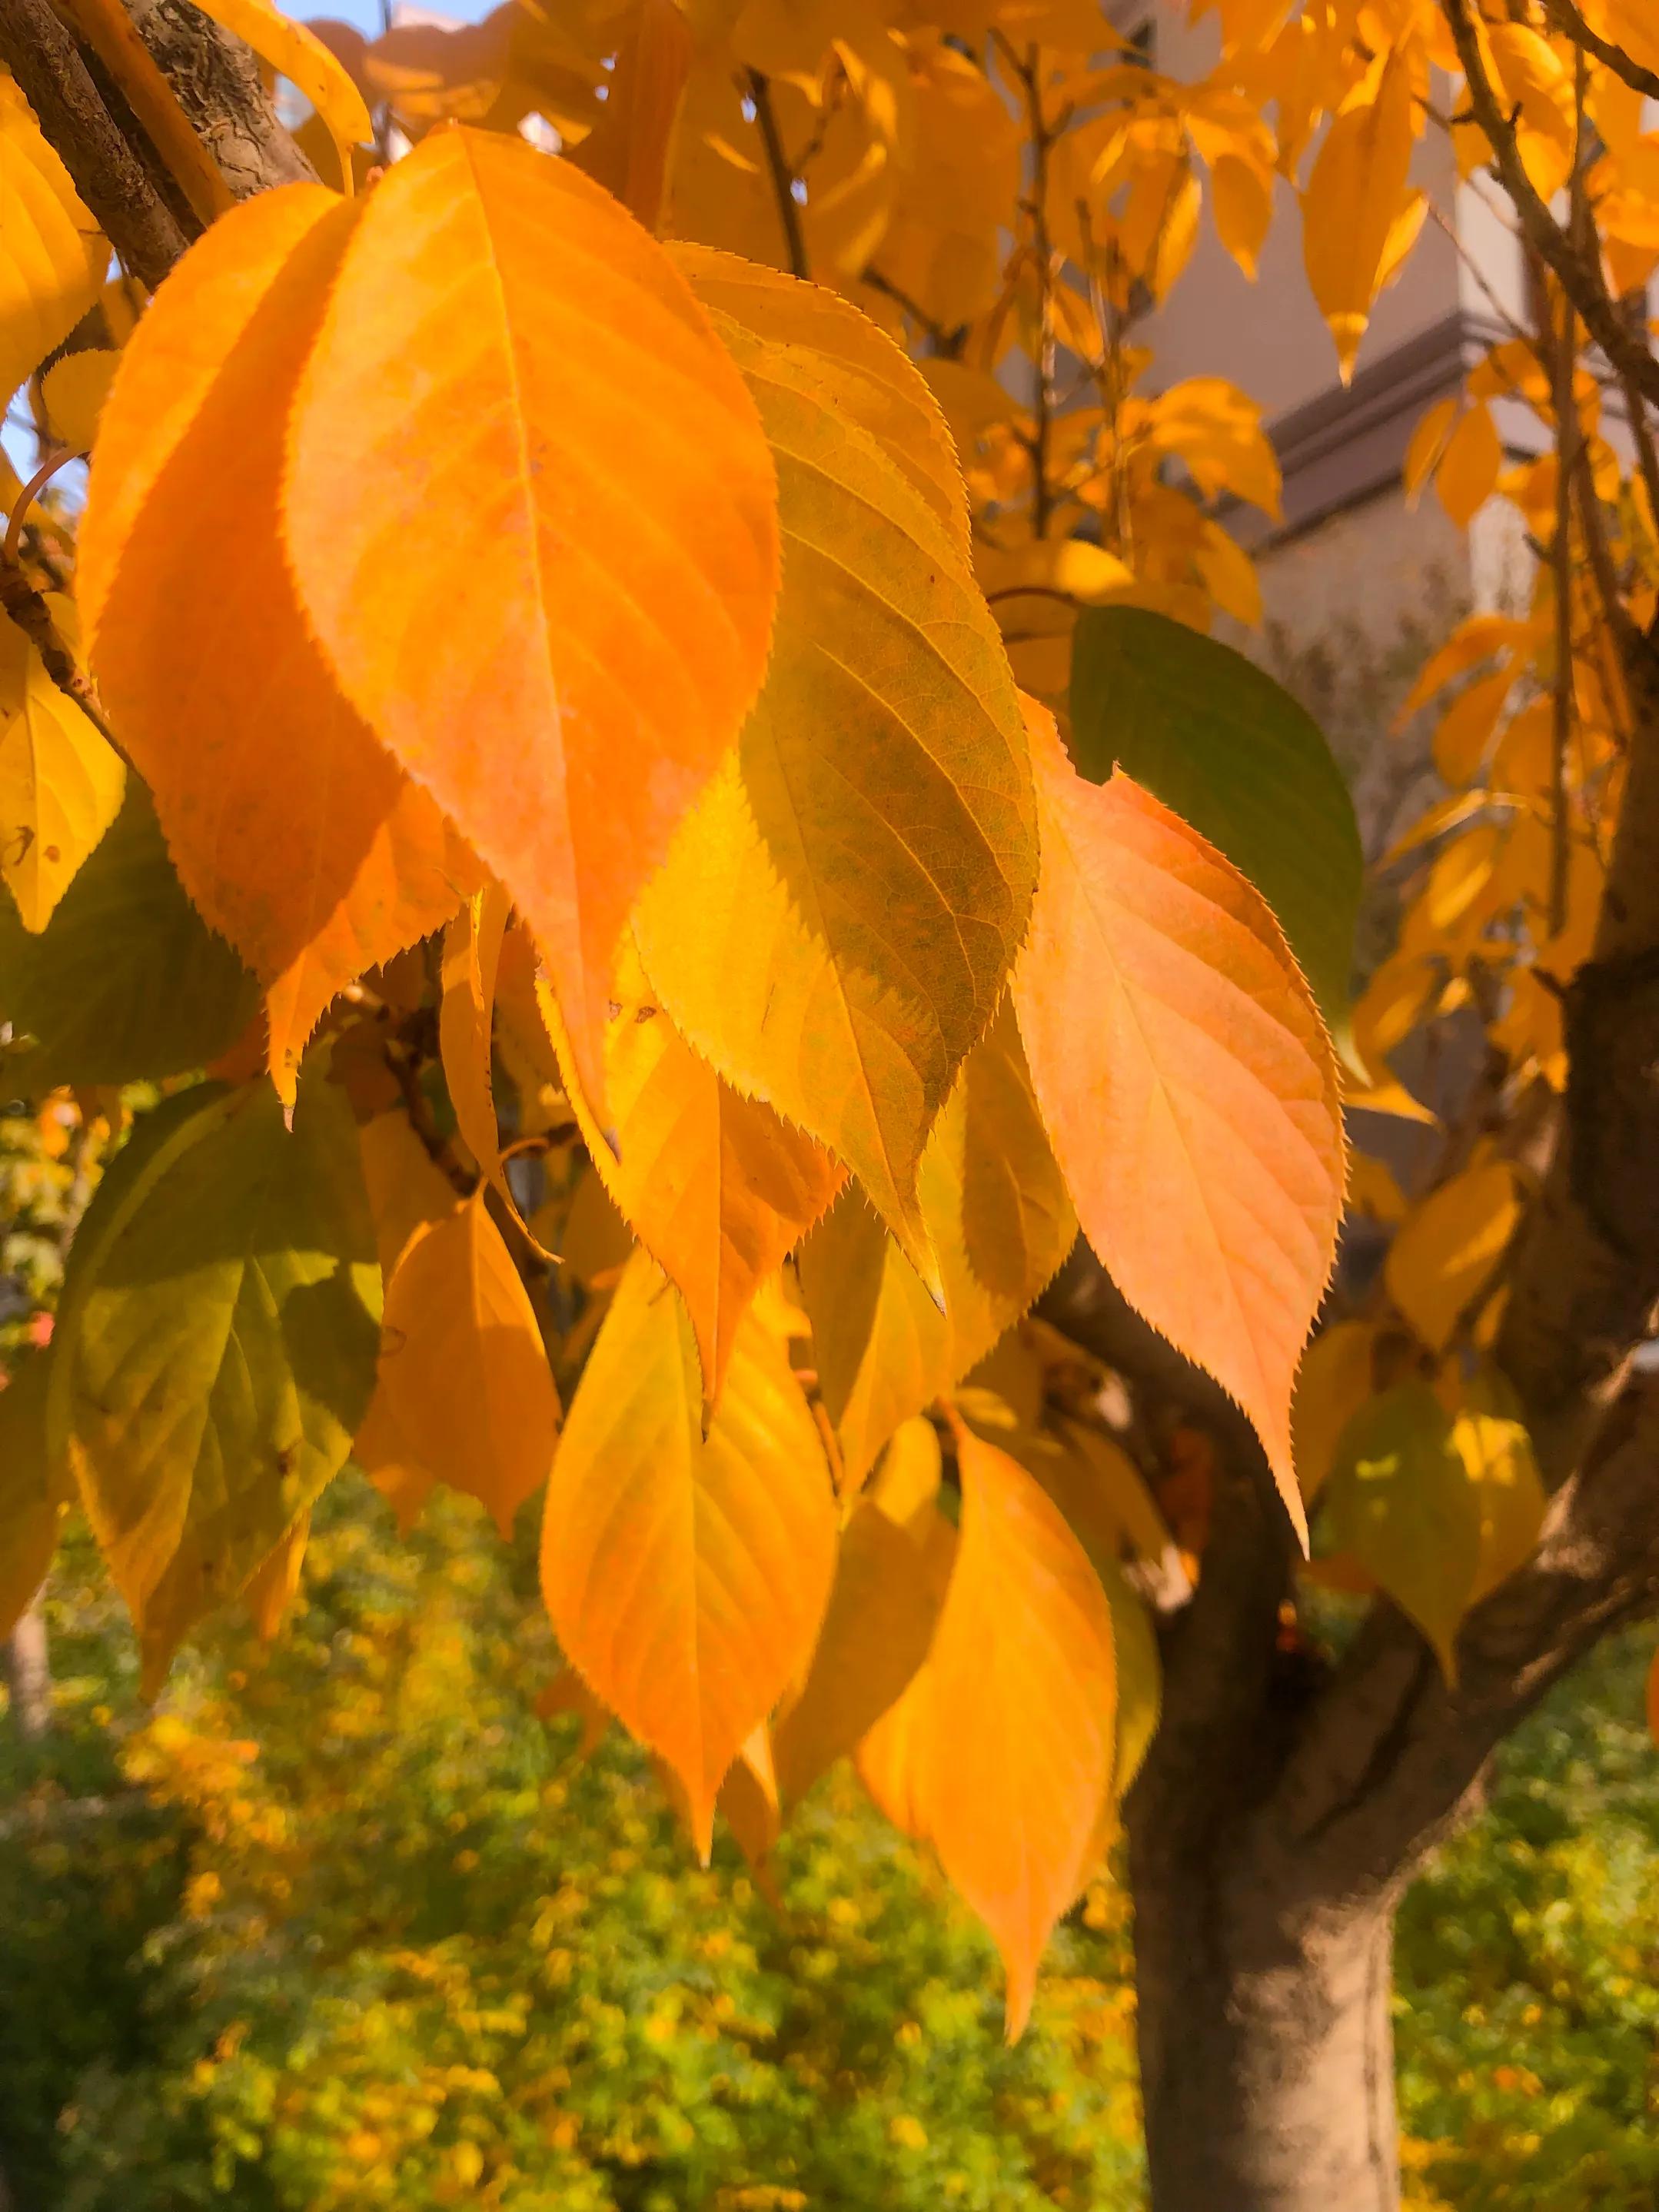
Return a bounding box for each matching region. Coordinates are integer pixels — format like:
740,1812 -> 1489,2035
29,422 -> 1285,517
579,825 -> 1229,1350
4,448 -> 81,567
1542,0 -> 1659,101
995,35 -> 1059,537
746,68 -> 808,281
1441,0 -> 1659,412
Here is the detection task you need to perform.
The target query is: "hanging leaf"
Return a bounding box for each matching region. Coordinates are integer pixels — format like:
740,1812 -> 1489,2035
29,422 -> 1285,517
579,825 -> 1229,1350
773,1498 -> 949,1806
0,604 -> 125,931
540,1252 -> 836,1855
1012,702 -> 1345,1543
0,75 -> 107,404
539,933 -> 842,1404
1292,1320 -> 1379,1505
1451,1363 -> 1547,1603
80,184 -> 475,1105
1325,1379 -> 1481,1681
1385,1162 -> 1522,1355
1301,46 -> 1418,379
920,1421 -> 1116,2038
0,783 -> 256,1093
374,1186 -> 559,1538
282,128 -> 780,1117
0,1352 -> 66,1640
437,881 -> 550,1252
51,1070 -> 380,1685
799,1003 -> 1075,1485
1069,606 -> 1362,1059
634,250 -> 1036,1276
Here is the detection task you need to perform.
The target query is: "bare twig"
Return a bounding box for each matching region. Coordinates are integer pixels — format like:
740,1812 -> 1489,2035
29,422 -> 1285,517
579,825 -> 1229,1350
995,35 -> 1059,536
1441,0 -> 1659,412
4,447 -> 82,567
745,68 -> 808,281
0,0 -> 188,286
1543,0 -> 1659,101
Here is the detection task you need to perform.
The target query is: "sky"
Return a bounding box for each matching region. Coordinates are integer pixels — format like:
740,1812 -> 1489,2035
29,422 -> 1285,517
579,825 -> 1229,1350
308,0 -> 497,34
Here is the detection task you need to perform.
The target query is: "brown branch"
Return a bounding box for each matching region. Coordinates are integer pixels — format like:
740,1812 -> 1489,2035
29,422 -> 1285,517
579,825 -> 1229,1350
996,35 -> 1059,537
1543,0 -> 1659,101
745,68 -> 807,281
0,0 -> 187,286
1441,0 -> 1659,413
125,0 -> 313,202
58,0 -> 234,225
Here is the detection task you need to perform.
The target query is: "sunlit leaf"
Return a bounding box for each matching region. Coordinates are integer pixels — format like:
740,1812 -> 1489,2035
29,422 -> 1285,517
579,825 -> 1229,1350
0,604 -> 125,930
1385,1162 -> 1522,1355
283,130 -> 780,1116
1013,702 -> 1345,1542
0,75 -> 106,403
80,185 -> 474,1103
635,251 -> 1036,1276
541,1252 -> 836,1854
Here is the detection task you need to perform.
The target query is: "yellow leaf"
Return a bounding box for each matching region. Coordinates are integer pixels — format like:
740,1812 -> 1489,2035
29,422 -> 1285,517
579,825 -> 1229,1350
1385,1162 -> 1522,1354
1449,1364 -> 1546,1603
1209,149 -> 1273,280
873,38 -> 1020,326
798,1003 -> 1076,1486
634,252 -> 1036,1276
1433,669 -> 1512,785
773,1498 -> 948,1805
376,1187 -> 558,1538
0,1352 -> 66,1641
1292,1320 -> 1377,1505
919,1421 -> 1116,2038
1012,701 -> 1345,1543
1435,402 -> 1502,528
540,933 -> 842,1405
1300,47 -> 1417,379
1052,1416 -> 1174,1567
79,185 -> 476,1106
244,1510 -> 308,1640
38,347 -> 118,451
1403,394 -> 1457,501
189,0 -> 374,191
0,75 -> 107,404
437,881 -> 551,1256
282,129 -> 780,1119
0,605 -> 124,930
868,1414 -> 943,1535
1325,1379 -> 1480,1681
540,1252 -> 837,1856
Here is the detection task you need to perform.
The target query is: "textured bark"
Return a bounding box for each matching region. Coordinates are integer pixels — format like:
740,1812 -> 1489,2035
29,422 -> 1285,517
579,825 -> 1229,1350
1132,1862 -> 1398,2212
125,0 -> 314,201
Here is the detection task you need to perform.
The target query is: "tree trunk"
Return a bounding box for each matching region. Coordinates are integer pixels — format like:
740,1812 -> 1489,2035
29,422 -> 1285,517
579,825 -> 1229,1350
1131,1831 -> 1399,2212
5,1598 -> 52,1741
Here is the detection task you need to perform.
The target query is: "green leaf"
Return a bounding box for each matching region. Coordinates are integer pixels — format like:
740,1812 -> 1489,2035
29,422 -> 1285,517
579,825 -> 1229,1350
53,1066 -> 378,1685
1069,606 -> 1361,1056
1325,1379 -> 1481,1681
0,782 -> 258,1091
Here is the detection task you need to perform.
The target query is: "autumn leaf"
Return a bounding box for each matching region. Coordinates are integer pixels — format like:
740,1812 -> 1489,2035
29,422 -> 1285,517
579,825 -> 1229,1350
634,250 -> 1036,1276
374,1187 -> 560,1538
0,602 -> 125,931
918,1420 -> 1116,2038
541,1252 -> 836,1855
1012,701 -> 1345,1542
1301,45 -> 1418,379
79,183 -> 475,1105
282,128 -> 780,1118
50,1071 -> 380,1688
0,783 -> 256,1092
1292,1319 -> 1379,1505
1385,1162 -> 1522,1355
1070,606 -> 1362,1061
0,1352 -> 67,1641
773,1498 -> 948,1805
0,74 -> 106,405
798,1003 -> 1076,1485
540,931 -> 842,1405
1325,1379 -> 1481,1681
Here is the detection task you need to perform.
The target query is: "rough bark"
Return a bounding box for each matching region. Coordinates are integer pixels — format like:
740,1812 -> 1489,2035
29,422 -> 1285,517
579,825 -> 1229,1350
125,0 -> 314,201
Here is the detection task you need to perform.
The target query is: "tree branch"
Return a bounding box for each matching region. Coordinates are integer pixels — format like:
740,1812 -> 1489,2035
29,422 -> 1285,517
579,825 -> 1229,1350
126,0 -> 313,201
1441,0 -> 1659,413
0,0 -> 187,287
745,68 -> 807,281
1543,0 -> 1659,101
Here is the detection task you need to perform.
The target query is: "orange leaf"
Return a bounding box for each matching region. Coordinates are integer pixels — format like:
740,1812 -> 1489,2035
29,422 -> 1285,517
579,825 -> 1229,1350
570,0 -> 693,229
78,184 -> 474,1106
916,1422 -> 1116,2039
437,882 -> 551,1255
539,933 -> 843,1404
773,1498 -> 948,1806
283,128 -> 780,1116
376,1187 -> 560,1537
540,1252 -> 836,1856
1012,702 -> 1344,1544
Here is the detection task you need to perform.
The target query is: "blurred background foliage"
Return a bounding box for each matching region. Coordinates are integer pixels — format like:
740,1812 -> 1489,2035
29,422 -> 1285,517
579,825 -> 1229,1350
1,1472 -> 1656,2211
